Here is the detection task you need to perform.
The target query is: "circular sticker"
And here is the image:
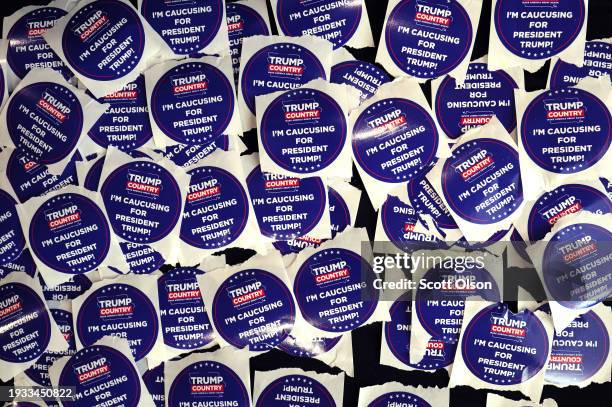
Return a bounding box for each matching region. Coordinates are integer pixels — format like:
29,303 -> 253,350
167,360 -> 249,407
100,161 -> 182,243
277,335 -> 341,358
461,303 -> 549,385
157,267 -> 215,350
40,274 -> 93,302
6,6 -> 69,80
142,363 -> 164,407
442,138 -> 522,224
0,249 -> 37,279
76,283 -> 159,361
368,391 -> 431,407
61,0 -> 145,80
294,248 -> 378,332
58,345 -> 141,407
542,223 -> 612,309
385,292 -> 456,370
227,3 -> 270,82
520,88 -> 611,174
161,135 -> 229,168
275,0 -> 363,48
352,98 -> 439,182
527,184 -> 612,241
0,190 -> 26,265
88,76 -> 152,150
211,269 -> 296,351
256,374 -> 335,407
0,282 -> 51,363
407,172 -> 459,230
120,242 -> 165,275
29,192 -> 111,274
150,61 -> 235,145
141,0 -> 223,55
181,166 -> 249,249
6,82 -> 84,165
381,195 -> 439,252
550,41 -> 612,89
494,0 -> 585,59
246,165 -> 326,239
435,62 -> 518,139
331,60 -> 390,104
384,0 -> 473,78
260,88 -> 347,174
240,42 -> 326,114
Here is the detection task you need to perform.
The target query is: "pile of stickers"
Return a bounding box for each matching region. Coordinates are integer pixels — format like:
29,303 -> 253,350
0,0 -> 610,406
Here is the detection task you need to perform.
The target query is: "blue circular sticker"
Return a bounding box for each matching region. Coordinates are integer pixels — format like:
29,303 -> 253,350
61,0 -> 145,80
542,223 -> 612,309
385,292 -> 455,370
167,360 -> 249,407
150,61 -> 235,145
6,82 -> 83,165
141,0 -> 223,55
331,60 -> 390,104
277,335 -> 341,358
40,274 -> 93,302
294,248 -> 378,332
352,97 -> 439,182
275,0 -> 363,48
550,41 -> 612,89
381,195 -> 439,252
246,165 -> 326,239
442,138 -> 522,224
0,189 -> 26,265
435,62 -> 518,139
58,345 -> 141,407
255,374 -> 335,407
88,76 -> 152,150
143,363 -> 165,407
407,172 -> 459,231
368,391 -> 431,407
384,0 -> 473,78
527,184 -> 612,241
157,267 -> 215,350
76,283 -> 159,361
0,249 -> 37,279
181,166 -> 249,249
240,42 -> 326,114
260,88 -> 347,174
211,269 -> 296,351
161,135 -> 229,168
120,242 -> 165,275
6,6 -> 70,80
0,282 -> 51,363
100,161 -> 182,243
494,0 -> 585,59
29,192 -> 111,274
227,3 -> 270,83
520,88 -> 611,174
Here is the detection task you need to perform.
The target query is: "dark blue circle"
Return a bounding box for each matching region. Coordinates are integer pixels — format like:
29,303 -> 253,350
255,374 -> 335,407
549,41 -> 612,89
330,60 -> 390,103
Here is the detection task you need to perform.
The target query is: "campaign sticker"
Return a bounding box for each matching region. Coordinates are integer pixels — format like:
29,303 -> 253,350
28,192 -> 111,274
57,344 -> 142,407
60,0 -> 145,81
259,88 -> 347,174
167,360 -> 250,407
0,249 -> 37,279
76,283 -> 159,360
352,97 -> 439,182
120,242 -> 165,275
40,274 -> 93,302
461,303 -> 549,385
331,60 -> 390,104
4,6 -> 70,81
88,75 -> 152,151
278,335 -> 341,358
0,282 -> 51,363
255,374 -> 335,407
143,363 -> 165,407
274,0 -> 363,48
0,189 -> 26,265
158,267 -> 215,350
441,138 -> 522,224
211,269 -> 296,350
161,135 -> 229,167
382,0 -> 474,78
435,62 -> 518,139
294,248 -> 378,332
150,61 -> 235,145
549,41 -> 612,89
520,88 -> 611,174
385,292 -> 455,370
494,0 -> 586,59
5,81 -> 83,166
407,172 -> 459,231
181,166 -> 249,249
246,164 -> 326,239
141,0 -> 224,55
372,392 -> 434,407
380,195 -> 438,251
100,161 -> 183,243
